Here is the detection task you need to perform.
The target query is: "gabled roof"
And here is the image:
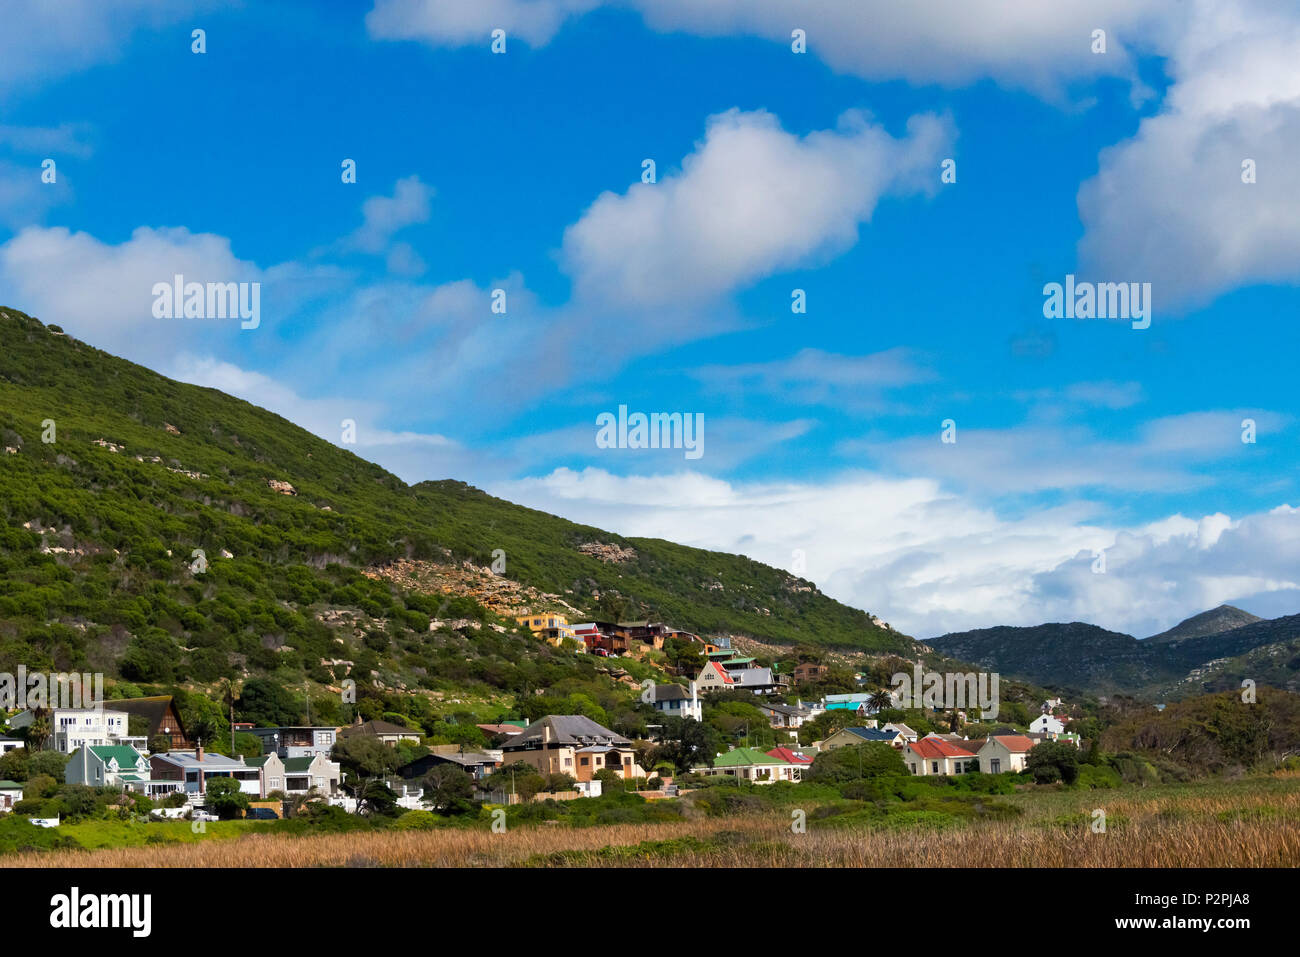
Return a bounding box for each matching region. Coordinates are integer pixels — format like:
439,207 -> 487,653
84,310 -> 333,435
840,727 -> 898,742
883,723 -> 917,737
766,747 -> 813,765
86,745 -> 146,768
908,737 -> 977,759
283,757 -> 324,773
988,734 -> 1036,753
0,780 -> 23,790
758,702 -> 810,717
341,719 -> 418,738
651,684 -> 693,702
712,747 -> 783,768
108,695 -> 186,739
502,715 -> 631,750
702,661 -> 734,684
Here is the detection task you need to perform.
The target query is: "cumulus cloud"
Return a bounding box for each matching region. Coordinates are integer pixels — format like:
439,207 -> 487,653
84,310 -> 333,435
495,466 -> 1300,637
562,108 -> 952,308
1077,0 -> 1300,307
0,224 -> 343,366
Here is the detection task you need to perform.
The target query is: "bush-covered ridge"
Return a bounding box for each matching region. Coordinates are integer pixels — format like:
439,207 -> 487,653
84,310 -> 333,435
0,306 -> 911,703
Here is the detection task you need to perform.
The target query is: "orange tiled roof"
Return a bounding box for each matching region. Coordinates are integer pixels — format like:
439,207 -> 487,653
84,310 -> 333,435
909,737 -> 977,759
990,734 -> 1036,753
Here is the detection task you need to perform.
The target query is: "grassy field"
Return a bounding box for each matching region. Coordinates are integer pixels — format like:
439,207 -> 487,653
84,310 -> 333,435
5,772 -> 1299,868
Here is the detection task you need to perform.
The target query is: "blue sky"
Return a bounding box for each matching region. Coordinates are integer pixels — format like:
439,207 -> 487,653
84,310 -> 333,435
2,0 -> 1298,639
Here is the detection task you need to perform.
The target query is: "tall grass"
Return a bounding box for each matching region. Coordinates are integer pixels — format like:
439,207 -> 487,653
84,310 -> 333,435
8,774 -> 1299,868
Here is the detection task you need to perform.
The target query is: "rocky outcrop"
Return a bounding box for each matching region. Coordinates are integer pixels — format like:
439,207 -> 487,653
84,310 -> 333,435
577,541 -> 637,564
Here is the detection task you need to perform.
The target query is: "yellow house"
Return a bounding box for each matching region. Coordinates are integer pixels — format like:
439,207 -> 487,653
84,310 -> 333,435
516,613 -> 577,646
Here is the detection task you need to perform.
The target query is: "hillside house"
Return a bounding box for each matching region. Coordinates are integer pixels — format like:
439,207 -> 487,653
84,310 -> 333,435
66,744 -> 155,790
1028,713 -> 1065,735
977,734 -> 1037,774
903,736 -> 978,776
822,726 -> 905,750
398,746 -> 503,783
516,613 -> 578,646
0,735 -> 22,755
248,752 -> 341,797
338,718 -> 421,746
110,695 -> 190,750
882,722 -> 918,742
694,747 -> 803,783
150,746 -> 262,796
8,707 -> 139,754
756,701 -> 812,733
792,662 -> 827,683
649,683 -> 703,722
501,715 -> 646,782
0,780 -> 21,812
246,726 -> 338,759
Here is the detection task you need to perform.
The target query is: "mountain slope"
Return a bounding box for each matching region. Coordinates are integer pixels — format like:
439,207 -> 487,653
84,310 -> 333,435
929,610 -> 1300,699
1144,604 -> 1261,644
926,622 -> 1157,694
0,306 -> 910,699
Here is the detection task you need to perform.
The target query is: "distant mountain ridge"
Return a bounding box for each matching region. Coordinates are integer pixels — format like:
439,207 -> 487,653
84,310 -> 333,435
929,607 -> 1300,698
1144,604 -> 1261,644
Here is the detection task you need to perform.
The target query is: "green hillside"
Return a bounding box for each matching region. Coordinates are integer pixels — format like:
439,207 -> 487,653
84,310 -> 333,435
0,307 -> 910,709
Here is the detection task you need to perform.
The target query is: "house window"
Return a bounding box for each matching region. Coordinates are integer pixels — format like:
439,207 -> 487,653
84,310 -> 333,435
579,757 -> 588,766
932,761 -> 939,774
990,759 -> 1001,773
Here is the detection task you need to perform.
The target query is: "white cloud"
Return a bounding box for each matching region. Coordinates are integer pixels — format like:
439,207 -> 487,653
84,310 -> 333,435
342,175 -> 434,255
1077,0 -> 1300,307
367,0 -> 600,48
0,224 -> 344,367
561,108 -> 952,307
692,348 -> 933,411
495,466 -> 1300,637
369,0 -> 1172,95
0,0 -> 209,94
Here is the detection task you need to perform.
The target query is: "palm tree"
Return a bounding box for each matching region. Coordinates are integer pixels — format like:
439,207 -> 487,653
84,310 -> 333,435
24,707 -> 52,751
868,689 -> 893,713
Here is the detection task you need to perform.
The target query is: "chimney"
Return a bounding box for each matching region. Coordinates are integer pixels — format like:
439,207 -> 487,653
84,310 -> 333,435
196,739 -> 204,763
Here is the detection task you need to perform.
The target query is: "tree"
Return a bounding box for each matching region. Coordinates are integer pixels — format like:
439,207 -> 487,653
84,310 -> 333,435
354,779 -> 400,817
27,749 -> 68,783
237,677 -> 302,727
205,776 -> 251,818
868,689 -> 893,712
420,764 -> 474,815
806,743 -> 907,783
1027,741 -> 1080,785
332,735 -> 398,779
23,707 -> 52,751
648,716 -> 722,773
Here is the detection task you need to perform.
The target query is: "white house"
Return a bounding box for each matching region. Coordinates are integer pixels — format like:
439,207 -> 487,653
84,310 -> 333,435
903,736 -> 978,776
0,734 -> 24,754
977,735 -> 1036,774
0,780 -> 22,812
1029,713 -> 1065,735
8,708 -> 141,753
67,744 -> 155,790
650,683 -> 702,722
